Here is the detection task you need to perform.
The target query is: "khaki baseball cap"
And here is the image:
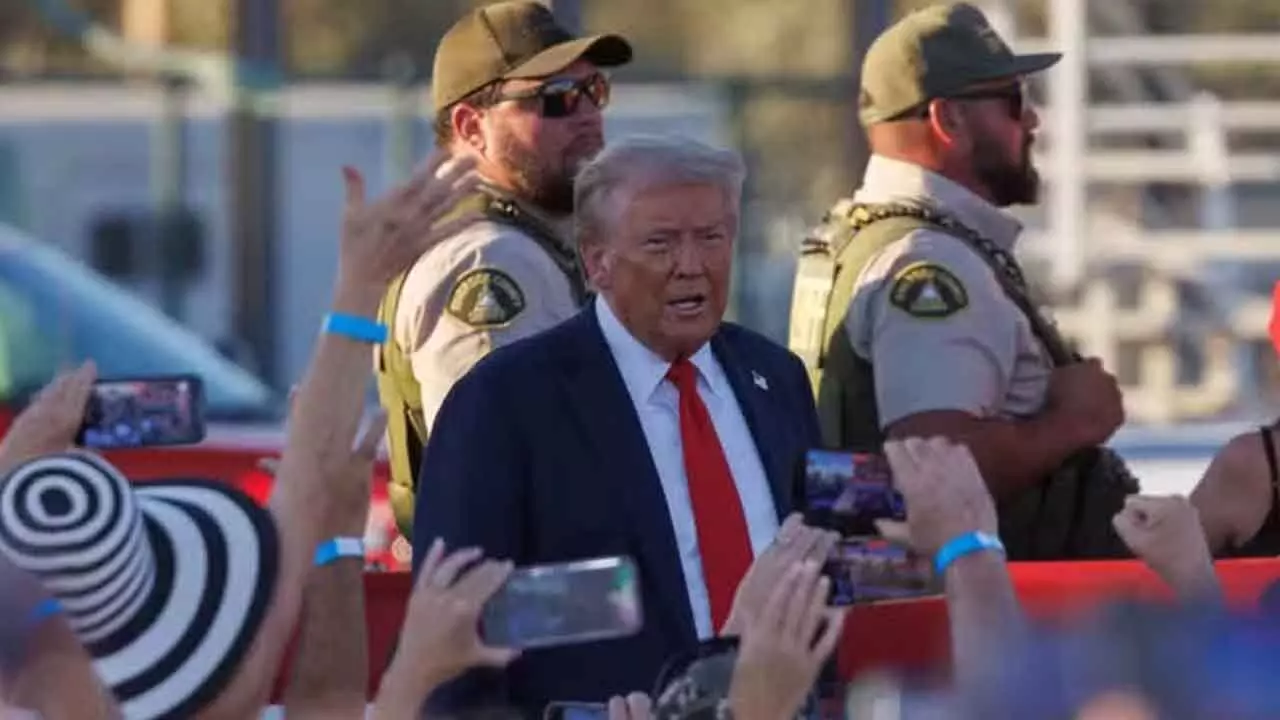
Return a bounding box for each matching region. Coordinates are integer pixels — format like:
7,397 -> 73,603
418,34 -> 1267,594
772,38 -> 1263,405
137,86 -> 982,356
859,2 -> 1061,125
431,1 -> 633,113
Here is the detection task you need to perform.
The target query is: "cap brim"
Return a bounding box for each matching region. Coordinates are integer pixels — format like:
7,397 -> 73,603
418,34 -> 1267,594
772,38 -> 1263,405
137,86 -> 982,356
1008,52 -> 1063,77
504,34 -> 633,79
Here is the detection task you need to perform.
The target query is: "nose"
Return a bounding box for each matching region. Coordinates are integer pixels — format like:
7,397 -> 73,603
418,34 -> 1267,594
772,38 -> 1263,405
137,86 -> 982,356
671,236 -> 705,277
1022,102 -> 1040,132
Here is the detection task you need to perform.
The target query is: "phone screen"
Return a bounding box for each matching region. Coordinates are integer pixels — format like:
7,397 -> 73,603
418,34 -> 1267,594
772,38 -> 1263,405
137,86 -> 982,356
824,537 -> 942,606
76,376 -> 206,449
480,555 -> 643,650
542,702 -> 608,720
800,449 -> 905,536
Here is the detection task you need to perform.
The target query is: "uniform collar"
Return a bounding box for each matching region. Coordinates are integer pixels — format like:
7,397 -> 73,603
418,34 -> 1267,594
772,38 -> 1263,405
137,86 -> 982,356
852,154 -> 1024,251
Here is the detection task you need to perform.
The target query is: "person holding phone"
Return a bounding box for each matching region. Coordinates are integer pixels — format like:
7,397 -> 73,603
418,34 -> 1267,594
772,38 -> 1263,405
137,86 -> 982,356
413,135 -> 823,713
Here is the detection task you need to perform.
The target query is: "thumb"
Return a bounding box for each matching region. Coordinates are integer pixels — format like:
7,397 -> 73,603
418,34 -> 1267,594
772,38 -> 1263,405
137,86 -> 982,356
342,166 -> 366,209
476,645 -> 520,668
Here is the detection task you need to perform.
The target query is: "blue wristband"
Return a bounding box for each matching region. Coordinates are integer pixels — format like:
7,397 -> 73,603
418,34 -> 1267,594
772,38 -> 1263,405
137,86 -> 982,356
323,313 -> 388,344
314,537 -> 365,567
934,531 -> 1005,575
29,598 -> 61,624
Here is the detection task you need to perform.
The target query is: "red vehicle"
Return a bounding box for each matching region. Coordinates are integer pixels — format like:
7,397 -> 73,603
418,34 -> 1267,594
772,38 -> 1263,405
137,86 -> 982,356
0,224 -> 409,570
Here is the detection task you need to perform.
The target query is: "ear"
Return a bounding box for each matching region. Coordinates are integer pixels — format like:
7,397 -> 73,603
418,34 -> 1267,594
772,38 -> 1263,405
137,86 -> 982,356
453,103 -> 487,153
581,242 -> 612,290
926,99 -> 964,149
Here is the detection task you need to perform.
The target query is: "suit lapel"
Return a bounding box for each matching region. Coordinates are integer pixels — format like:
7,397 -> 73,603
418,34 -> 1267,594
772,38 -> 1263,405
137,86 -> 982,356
711,332 -> 796,516
558,305 -> 697,643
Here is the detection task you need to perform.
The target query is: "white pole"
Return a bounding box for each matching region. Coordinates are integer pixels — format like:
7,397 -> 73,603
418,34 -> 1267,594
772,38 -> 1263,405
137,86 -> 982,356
1047,0 -> 1088,292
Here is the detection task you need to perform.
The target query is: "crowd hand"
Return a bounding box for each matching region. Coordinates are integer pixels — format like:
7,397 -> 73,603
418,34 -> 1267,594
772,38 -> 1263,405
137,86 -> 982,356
881,437 -> 998,558
336,151 -> 481,294
1112,495 -> 1221,600
607,693 -> 653,720
380,539 -> 519,698
727,561 -> 846,720
0,362 -> 96,476
720,513 -> 838,636
1046,357 -> 1125,447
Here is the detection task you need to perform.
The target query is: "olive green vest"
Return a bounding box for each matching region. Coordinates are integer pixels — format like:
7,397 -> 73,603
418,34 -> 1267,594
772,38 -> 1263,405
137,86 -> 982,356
375,187 -> 587,539
788,200 -> 1137,560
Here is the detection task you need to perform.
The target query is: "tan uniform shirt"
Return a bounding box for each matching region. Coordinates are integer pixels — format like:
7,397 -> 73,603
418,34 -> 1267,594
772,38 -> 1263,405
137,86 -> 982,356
394,218 -> 579,434
844,154 -> 1051,428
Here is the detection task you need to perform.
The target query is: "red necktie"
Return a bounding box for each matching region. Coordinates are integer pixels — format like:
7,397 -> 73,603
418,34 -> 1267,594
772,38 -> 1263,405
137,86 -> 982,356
666,357 -> 754,632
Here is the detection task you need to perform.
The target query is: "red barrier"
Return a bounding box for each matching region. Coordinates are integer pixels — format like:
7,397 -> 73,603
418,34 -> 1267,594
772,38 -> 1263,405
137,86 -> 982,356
271,559 -> 1280,701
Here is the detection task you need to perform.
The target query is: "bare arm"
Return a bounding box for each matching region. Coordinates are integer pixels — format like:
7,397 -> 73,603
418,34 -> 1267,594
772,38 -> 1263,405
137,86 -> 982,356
887,410 -> 1088,500
280,415 -> 384,717
198,154 -> 479,719
1189,432 -> 1272,555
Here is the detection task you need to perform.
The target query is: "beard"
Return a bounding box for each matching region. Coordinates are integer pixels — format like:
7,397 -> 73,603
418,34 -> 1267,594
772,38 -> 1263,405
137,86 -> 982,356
493,133 -> 601,216
972,132 -> 1039,207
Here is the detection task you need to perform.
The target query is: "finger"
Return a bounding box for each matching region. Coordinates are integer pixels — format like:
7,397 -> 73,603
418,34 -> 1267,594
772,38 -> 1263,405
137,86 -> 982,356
476,645 -> 521,668
874,519 -> 913,545
353,410 -> 389,459
882,441 -> 920,493
342,166 -> 366,209
781,560 -> 823,640
759,563 -> 804,631
774,513 -> 805,545
626,692 -> 652,719
430,546 -> 485,588
453,559 -> 514,605
808,529 -> 840,565
408,173 -> 482,230
811,608 -> 848,660
607,696 -> 630,720
413,538 -> 446,591
798,574 -> 832,645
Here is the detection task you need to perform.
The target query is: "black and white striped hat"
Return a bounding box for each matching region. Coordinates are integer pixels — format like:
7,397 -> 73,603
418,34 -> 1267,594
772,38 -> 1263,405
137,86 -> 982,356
0,451 -> 278,719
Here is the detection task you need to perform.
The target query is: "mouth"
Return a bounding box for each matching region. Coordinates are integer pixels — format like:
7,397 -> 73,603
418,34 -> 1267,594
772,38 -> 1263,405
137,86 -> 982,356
666,293 -> 708,316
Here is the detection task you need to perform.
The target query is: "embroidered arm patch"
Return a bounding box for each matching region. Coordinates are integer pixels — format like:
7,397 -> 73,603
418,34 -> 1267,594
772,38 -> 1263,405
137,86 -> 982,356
445,268 -> 527,328
888,262 -> 969,318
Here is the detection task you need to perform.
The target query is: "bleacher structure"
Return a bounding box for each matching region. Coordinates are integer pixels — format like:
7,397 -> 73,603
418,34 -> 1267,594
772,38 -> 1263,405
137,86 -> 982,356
983,0 -> 1280,424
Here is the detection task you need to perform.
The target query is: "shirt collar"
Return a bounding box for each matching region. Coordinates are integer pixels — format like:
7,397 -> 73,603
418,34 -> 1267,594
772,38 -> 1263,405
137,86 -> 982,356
852,154 -> 1024,251
595,295 -> 723,401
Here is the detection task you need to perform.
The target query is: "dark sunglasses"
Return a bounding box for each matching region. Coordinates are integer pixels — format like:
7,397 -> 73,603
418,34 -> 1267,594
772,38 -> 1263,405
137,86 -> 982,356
492,72 -> 611,119
894,84 -> 1026,121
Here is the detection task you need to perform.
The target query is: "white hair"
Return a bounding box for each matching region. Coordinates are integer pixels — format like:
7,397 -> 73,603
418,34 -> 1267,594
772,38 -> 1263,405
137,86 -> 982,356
573,134 -> 747,247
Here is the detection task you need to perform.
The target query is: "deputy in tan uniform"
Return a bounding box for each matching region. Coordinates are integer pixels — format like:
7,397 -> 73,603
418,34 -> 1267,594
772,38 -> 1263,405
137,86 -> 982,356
788,3 -> 1137,559
377,1 -> 632,536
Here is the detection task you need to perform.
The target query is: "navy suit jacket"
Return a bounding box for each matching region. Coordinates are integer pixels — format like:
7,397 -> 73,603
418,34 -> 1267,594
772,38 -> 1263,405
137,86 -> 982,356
411,303 -> 822,716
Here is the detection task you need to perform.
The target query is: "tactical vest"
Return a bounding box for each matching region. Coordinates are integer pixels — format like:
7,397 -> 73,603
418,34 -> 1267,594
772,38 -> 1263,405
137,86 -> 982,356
788,200 -> 1138,561
375,187 -> 587,539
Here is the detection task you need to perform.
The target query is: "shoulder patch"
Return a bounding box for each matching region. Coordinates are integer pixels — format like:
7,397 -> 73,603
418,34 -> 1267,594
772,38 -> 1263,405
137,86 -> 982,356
887,262 -> 968,318
446,268 -> 526,328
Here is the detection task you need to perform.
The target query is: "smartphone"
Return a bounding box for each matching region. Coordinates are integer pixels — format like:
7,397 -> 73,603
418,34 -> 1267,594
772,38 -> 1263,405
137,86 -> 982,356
76,375 -> 206,449
823,537 -> 942,606
542,702 -> 608,720
799,449 -> 905,537
480,555 -> 643,650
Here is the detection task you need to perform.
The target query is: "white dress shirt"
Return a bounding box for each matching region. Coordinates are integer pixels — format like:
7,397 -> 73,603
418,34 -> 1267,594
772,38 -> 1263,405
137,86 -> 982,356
595,295 -> 780,639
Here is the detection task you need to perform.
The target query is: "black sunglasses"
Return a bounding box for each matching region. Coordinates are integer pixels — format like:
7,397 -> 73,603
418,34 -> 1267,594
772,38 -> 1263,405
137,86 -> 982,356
492,72 -> 611,119
894,84 -> 1026,121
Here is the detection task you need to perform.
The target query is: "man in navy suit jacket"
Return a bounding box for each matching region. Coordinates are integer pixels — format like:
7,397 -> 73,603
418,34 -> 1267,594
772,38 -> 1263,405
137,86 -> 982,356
412,135 -> 822,716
